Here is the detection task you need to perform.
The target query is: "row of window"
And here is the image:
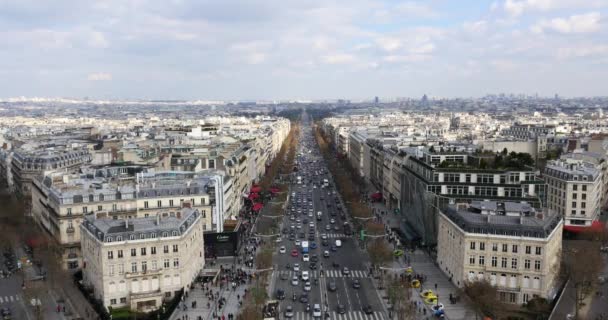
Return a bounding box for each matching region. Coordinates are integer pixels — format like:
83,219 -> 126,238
107,245 -> 178,259
107,258 -> 179,275
143,198 -> 207,209
469,242 -> 542,255
106,230 -> 180,242
469,255 -> 542,271
467,271 -> 542,291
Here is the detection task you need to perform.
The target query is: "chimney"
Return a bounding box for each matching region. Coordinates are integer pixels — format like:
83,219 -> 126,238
536,213 -> 544,220
177,210 -> 182,219
125,217 -> 129,229
156,214 -> 160,226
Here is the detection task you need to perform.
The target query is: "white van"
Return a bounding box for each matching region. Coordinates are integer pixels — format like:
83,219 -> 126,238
335,240 -> 342,248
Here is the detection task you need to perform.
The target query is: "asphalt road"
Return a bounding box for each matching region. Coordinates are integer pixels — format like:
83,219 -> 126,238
267,111 -> 386,320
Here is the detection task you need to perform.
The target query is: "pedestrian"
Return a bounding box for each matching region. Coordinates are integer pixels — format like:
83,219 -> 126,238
434,283 -> 437,290
57,305 -> 60,313
62,306 -> 65,313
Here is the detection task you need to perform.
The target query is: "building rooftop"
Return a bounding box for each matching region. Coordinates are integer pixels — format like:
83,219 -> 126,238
442,201 -> 562,239
81,207 -> 201,243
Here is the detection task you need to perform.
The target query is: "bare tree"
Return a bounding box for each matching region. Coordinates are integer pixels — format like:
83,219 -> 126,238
562,240 -> 604,319
386,276 -> 414,320
367,239 -> 393,266
463,280 -> 503,320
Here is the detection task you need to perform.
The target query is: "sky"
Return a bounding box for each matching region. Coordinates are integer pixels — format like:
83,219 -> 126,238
0,0 -> 607,100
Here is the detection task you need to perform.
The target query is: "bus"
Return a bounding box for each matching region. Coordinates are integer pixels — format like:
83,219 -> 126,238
301,241 -> 309,254
297,176 -> 302,185
322,179 -> 329,188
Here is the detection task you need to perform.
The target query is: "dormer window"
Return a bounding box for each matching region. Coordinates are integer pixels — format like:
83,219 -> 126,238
130,234 -> 136,240
172,231 -> 178,237
116,236 -> 123,241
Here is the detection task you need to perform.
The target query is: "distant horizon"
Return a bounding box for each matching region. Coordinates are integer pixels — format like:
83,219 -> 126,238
2,93 -> 608,104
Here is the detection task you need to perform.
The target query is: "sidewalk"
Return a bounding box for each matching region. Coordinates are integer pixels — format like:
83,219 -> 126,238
368,199 -> 477,320
170,258 -> 251,320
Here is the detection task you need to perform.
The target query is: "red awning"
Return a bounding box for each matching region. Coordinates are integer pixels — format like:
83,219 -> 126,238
252,203 -> 264,211
248,193 -> 260,200
563,220 -> 606,233
371,192 -> 382,200
251,186 -> 262,193
270,187 -> 280,193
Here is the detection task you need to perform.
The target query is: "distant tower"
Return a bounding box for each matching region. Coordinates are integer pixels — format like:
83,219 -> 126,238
421,94 -> 429,107
374,96 -> 379,105
554,93 -> 559,100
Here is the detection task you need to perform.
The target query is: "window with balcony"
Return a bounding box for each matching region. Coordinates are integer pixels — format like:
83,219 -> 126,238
164,245 -> 169,253
108,251 -> 114,259
479,242 -> 485,251
118,250 -> 123,258
151,247 -> 156,255
501,257 -> 507,268
141,248 -> 146,256
131,262 -> 137,273
511,258 -> 518,269
502,244 -> 508,252
118,264 -> 124,275
535,247 -> 542,255
173,258 -> 179,268
512,245 -> 518,253
492,243 -> 498,252
491,257 -> 497,267
164,259 -> 170,268
479,256 -> 485,266
525,246 -> 531,254
469,256 -> 475,265
524,259 -> 531,270
173,244 -> 178,253
534,260 -> 541,270
157,200 -> 162,208
142,261 -> 147,272
131,249 -> 136,257
470,242 -> 476,250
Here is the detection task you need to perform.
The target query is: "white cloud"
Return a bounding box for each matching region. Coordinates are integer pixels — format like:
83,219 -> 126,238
376,37 -> 402,52
321,53 -> 356,64
462,20 -> 489,35
246,52 -> 266,64
504,0 -> 575,16
532,12 -> 601,34
87,72 -> 112,81
490,59 -> 518,71
556,44 -> 608,59
89,31 -> 109,48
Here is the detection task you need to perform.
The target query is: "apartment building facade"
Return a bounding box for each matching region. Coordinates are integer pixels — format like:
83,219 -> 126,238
80,207 -> 204,311
544,159 -> 602,228
437,201 -> 562,305
31,170 -> 225,269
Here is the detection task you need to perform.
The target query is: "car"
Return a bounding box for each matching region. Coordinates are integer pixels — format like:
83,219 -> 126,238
288,234 -> 296,241
352,279 -> 361,289
280,272 -> 289,280
362,305 -> 373,315
308,212 -> 313,217
325,225 -> 331,231
284,306 -> 294,318
302,254 -> 310,262
295,240 -> 301,246
328,280 -> 337,291
291,276 -> 299,286
275,237 -> 282,243
293,263 -> 301,272
276,289 -> 286,300
313,304 -> 322,318
424,296 -> 438,305
301,271 -> 310,281
330,245 -> 337,252
297,225 -> 302,229
309,262 -> 317,270
291,249 -> 299,257
299,293 -> 309,304
310,242 -> 317,249
333,225 -> 340,231
420,289 -> 436,299
299,232 -> 305,238
304,281 -> 312,292
321,234 -> 328,240
330,219 -> 335,224
310,255 -> 319,262
335,240 -> 342,247
336,304 -> 346,314
279,246 -> 286,254
323,250 -> 330,258
322,239 -> 329,246
308,235 -> 315,241
0,308 -> 11,320
342,267 -> 350,275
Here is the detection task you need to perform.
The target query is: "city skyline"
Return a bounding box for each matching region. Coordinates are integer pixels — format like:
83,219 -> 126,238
1,0 -> 607,100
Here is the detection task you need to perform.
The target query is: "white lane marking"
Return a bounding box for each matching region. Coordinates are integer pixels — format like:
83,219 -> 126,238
9,296 -> 14,302
0,296 -> 3,303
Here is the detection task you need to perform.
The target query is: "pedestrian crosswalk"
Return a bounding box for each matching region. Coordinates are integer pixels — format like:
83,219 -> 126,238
0,295 -> 20,304
278,270 -> 369,278
324,233 -> 346,238
291,311 -> 386,320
